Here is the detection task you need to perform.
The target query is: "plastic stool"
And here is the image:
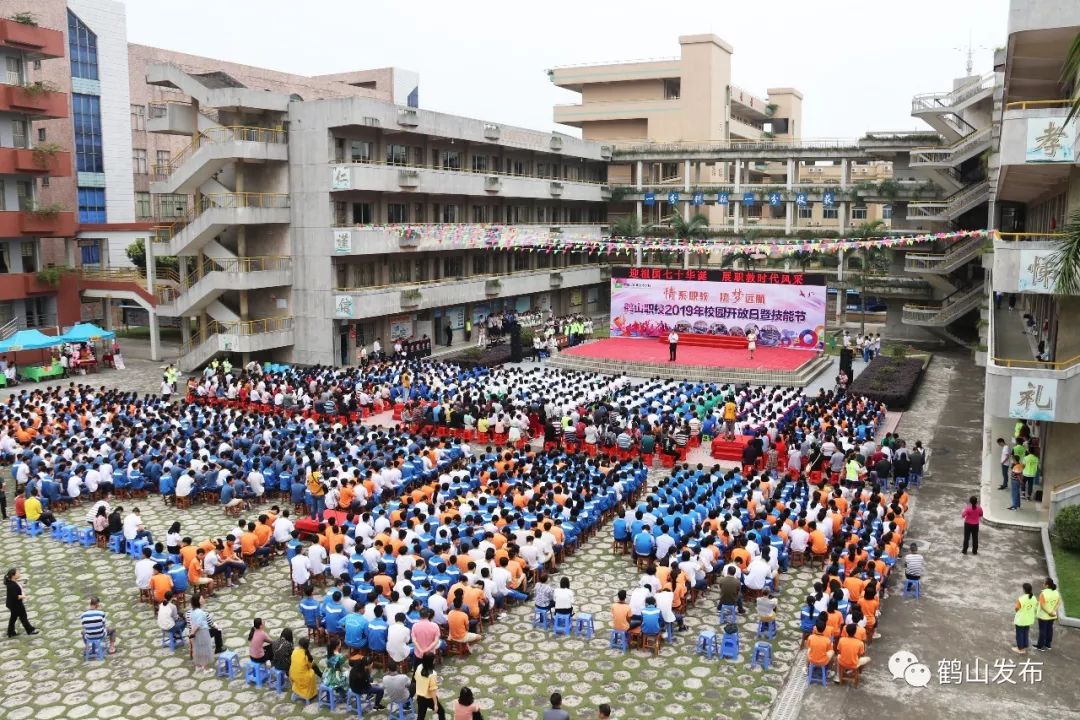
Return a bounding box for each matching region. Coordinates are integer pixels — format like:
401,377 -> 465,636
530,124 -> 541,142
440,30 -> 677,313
51,521 -> 65,539
317,683 -> 338,711
720,631 -> 740,660
749,641 -> 772,670
9,517 -> 24,534
552,613 -> 573,636
26,520 -> 43,537
161,630 -> 181,651
666,621 -> 676,643
271,667 -> 289,693
532,608 -> 551,631
128,537 -> 149,560
216,650 -> 239,679
244,660 -> 269,688
84,638 -> 106,661
718,604 -> 738,625
108,532 -> 124,553
78,527 -> 95,547
696,630 -> 717,658
292,692 -> 313,705
387,700 -> 411,719
756,619 -> 776,640
608,629 -> 629,652
902,578 -> 921,599
346,689 -> 370,718
574,613 -> 594,640
807,662 -> 829,686
62,524 -> 78,544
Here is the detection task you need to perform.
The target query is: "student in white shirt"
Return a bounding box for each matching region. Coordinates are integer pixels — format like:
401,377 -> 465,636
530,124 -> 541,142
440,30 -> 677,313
552,576 -> 574,616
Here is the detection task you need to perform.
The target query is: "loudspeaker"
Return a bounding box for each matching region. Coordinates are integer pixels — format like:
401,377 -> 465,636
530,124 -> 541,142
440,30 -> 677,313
509,323 -> 523,363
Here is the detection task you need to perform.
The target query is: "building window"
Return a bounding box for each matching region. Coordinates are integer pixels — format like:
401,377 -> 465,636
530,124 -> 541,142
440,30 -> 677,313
472,155 -> 488,173
15,180 -> 32,210
443,256 -> 463,278
156,150 -> 171,169
798,205 -> 812,220
352,203 -> 372,224
471,205 -> 487,223
12,119 -> 27,149
436,204 -> 459,223
851,206 -> 868,220
473,254 -> 489,275
349,140 -> 371,163
823,206 -> 838,220
664,78 -> 681,100
386,144 -> 408,166
21,241 -> 38,272
389,260 -> 410,284
882,205 -> 893,220
387,203 -> 408,224
73,94 -> 104,173
68,11 -> 99,80
155,193 -> 187,218
78,187 -> 106,223
5,57 -> 23,85
135,192 -> 152,218
132,149 -> 147,174
513,252 -> 529,271
131,104 -> 145,131
37,128 -> 46,142
437,150 -> 461,171
79,239 -> 102,266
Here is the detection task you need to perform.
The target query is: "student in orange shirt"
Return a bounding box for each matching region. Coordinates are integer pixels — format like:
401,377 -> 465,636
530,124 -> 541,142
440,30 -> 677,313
806,620 -> 835,668
188,548 -> 213,593
149,564 -> 173,604
447,599 -> 481,647
836,623 -> 870,675
611,590 -> 632,632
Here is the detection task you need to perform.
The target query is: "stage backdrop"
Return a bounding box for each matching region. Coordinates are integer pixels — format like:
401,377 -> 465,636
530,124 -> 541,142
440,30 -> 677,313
610,266 -> 827,349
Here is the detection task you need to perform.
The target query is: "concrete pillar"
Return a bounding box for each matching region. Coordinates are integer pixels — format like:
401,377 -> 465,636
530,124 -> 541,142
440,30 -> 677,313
181,318 -> 191,347
840,159 -> 850,189
839,202 -> 848,236
838,248 -> 845,282
734,160 -> 742,192
64,237 -> 76,268
786,159 -> 795,189
733,202 -> 741,233
635,201 -> 642,225
785,201 -> 793,235
635,161 -> 643,190
683,250 -> 691,270
144,242 -> 160,361
635,248 -> 643,266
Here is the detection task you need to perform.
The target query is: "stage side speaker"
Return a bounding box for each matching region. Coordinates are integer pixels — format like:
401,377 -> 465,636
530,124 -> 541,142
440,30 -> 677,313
509,324 -> 523,363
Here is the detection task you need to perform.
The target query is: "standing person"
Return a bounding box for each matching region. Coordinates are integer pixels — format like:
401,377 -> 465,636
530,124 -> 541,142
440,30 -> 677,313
996,438 -> 1011,490
544,692 -> 570,720
961,496 -> 983,555
1013,582 -> 1038,655
746,329 -> 757,361
188,595 -> 214,672
1007,456 -> 1024,511
533,334 -> 544,362
4,568 -> 37,637
476,319 -> 486,348
464,318 -> 472,343
445,323 -> 453,348
454,686 -> 483,720
668,330 -> 679,362
161,375 -> 173,401
1021,447 -> 1039,501
1034,578 -> 1061,652
413,653 -> 445,720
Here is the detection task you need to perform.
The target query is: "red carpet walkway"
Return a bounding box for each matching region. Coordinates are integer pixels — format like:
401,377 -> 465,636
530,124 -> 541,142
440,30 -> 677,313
561,337 -> 815,371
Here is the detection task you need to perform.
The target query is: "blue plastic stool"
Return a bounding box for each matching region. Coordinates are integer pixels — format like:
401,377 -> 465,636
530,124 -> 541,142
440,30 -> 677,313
292,692 -> 313,705
161,630 -> 181,651
50,521 -> 65,539
532,608 -> 551,631
9,517 -> 24,534
62,524 -> 78,544
386,700 -> 411,719
665,621 -> 676,643
902,578 -> 921,599
26,520 -> 43,537
271,667 -> 289,693
84,638 -> 106,661
108,532 -> 124,553
756,619 -> 776,640
244,660 -> 269,688
552,613 -> 573,636
574,613 -> 594,640
807,662 -> 829,686
749,641 -> 772,670
608,629 -> 629,652
720,631 -> 739,660
128,537 -> 149,560
216,650 -> 239,679
718,604 -> 738,625
317,683 -> 338,711
345,689 -> 370,718
696,630 -> 717,658
78,527 -> 95,547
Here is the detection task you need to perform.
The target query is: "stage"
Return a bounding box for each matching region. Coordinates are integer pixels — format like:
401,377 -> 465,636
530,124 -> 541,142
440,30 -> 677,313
561,337 -> 814,371
548,337 -> 831,386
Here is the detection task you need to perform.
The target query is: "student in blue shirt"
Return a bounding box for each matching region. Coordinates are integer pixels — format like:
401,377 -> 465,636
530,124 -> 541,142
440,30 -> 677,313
633,525 -> 655,560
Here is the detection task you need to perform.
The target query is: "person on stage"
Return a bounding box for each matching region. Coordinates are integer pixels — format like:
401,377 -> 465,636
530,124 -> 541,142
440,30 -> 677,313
668,330 -> 679,362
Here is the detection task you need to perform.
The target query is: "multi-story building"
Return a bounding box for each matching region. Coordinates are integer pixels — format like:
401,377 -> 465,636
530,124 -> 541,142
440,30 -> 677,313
147,65 -> 610,370
981,0 -> 1080,522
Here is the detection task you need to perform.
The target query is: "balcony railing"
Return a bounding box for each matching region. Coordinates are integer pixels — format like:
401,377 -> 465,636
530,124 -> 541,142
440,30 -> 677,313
180,316 -> 293,356
909,128 -> 991,166
160,256 -> 292,293
332,159 -> 606,185
154,192 -> 290,242
996,232 -> 1065,243
911,73 -> 995,113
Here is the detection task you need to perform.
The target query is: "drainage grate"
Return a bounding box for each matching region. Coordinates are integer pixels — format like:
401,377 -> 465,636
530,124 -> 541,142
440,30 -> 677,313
770,653 -> 808,720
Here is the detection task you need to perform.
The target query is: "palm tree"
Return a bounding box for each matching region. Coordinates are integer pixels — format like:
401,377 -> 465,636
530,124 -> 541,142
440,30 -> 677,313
665,211 -> 709,268
610,214 -> 642,238
1052,209 -> 1080,295
852,219 -> 887,335
1065,32 -> 1080,123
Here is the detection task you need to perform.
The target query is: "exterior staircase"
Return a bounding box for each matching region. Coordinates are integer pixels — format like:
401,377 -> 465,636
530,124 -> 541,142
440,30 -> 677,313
903,235 -> 985,274
901,282 -> 984,327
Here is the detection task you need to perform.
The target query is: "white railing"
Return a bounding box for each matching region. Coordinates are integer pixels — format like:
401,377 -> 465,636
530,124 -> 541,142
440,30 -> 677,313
909,128 -> 991,166
906,181 -> 989,220
911,73 -> 995,113
901,283 -> 983,325
0,316 -> 18,341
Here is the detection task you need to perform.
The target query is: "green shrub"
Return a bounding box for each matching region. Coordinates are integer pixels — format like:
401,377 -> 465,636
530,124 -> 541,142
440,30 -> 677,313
1053,505 -> 1080,551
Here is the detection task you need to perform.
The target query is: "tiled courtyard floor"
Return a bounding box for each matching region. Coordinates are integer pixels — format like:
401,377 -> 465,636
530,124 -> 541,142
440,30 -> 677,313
0,462 -> 817,720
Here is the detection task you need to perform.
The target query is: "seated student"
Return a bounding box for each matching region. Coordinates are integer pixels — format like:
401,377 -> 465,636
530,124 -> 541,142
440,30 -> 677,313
348,653 -> 385,710
836,623 -> 870,678
806,619 -> 835,670
756,592 -> 778,625
447,598 -> 482,649
611,590 -> 632,635
552,576 -> 574,617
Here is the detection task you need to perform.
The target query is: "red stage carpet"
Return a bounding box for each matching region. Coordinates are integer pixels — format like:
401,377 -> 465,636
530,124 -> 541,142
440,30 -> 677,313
561,337 -> 814,371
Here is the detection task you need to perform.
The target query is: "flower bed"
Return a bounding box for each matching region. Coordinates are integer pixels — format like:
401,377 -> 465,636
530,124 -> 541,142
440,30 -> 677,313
849,356 -> 926,409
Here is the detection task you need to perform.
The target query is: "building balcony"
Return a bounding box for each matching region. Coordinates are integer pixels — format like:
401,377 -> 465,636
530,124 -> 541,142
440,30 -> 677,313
548,57 -> 681,93
178,316 -> 293,372
330,163 -> 606,203
991,233 -> 1064,295
333,266 -> 606,319
728,117 -> 764,142
0,147 -> 72,177
0,272 -> 59,301
0,84 -> 68,119
326,223 -> 608,256
150,126 -> 288,195
553,97 -> 677,128
997,102 -> 1078,204
0,18 -> 64,59
0,210 -> 77,237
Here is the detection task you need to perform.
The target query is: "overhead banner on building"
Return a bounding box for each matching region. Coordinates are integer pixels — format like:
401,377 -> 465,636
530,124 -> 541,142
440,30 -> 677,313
609,266 -> 826,348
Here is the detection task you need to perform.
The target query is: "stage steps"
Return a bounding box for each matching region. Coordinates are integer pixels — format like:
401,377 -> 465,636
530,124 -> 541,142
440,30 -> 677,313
546,351 -> 833,386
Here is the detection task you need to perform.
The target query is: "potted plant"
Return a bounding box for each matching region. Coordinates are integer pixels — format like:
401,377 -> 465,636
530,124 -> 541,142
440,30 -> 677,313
31,142 -> 62,169
35,265 -> 69,287
28,202 -> 63,218
19,81 -> 58,98
11,12 -> 37,25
